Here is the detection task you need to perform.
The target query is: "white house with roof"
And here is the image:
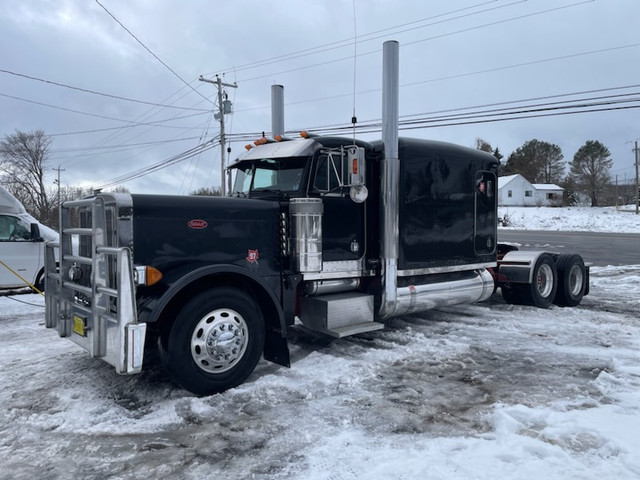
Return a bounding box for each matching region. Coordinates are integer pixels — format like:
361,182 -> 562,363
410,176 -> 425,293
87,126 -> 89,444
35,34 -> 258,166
498,174 -> 564,206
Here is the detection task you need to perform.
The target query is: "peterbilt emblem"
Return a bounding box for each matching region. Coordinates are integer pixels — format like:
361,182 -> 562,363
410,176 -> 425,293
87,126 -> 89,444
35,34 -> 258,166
187,219 -> 208,229
246,249 -> 259,264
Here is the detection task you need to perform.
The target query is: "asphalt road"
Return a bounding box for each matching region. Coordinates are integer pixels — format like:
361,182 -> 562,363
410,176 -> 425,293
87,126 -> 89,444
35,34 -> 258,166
498,229 -> 640,267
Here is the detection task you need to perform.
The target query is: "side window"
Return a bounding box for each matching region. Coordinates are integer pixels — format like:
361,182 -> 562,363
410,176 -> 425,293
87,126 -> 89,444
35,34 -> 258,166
0,215 -> 31,241
508,190 -> 512,198
0,215 -> 10,241
525,190 -> 533,197
313,154 -> 342,193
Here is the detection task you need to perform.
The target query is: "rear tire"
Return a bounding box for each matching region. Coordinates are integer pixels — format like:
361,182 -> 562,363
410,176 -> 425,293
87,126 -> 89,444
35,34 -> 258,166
34,268 -> 45,292
519,253 -> 557,308
554,254 -> 587,307
163,288 -> 265,396
501,284 -> 522,304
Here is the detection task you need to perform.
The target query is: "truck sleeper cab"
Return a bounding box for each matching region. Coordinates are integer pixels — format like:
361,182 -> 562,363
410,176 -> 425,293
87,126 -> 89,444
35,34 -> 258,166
44,134 -> 589,396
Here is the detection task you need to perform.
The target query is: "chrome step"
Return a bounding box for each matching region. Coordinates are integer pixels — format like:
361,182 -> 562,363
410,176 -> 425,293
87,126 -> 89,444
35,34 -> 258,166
299,292 -> 383,338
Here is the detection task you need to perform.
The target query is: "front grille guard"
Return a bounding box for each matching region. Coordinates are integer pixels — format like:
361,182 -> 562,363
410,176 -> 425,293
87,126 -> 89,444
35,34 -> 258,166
45,196 -> 146,374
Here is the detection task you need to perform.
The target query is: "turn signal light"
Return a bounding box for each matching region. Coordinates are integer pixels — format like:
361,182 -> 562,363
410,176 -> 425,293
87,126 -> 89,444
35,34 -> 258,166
134,265 -> 163,286
145,266 -> 163,286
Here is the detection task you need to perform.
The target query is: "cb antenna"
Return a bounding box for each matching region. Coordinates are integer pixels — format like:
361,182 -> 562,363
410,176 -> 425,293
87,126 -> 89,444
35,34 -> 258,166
351,0 -> 358,143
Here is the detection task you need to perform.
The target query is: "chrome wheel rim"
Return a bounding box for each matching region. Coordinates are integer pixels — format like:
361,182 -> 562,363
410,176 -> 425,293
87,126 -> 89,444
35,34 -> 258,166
536,263 -> 554,298
191,308 -> 249,374
568,264 -> 584,296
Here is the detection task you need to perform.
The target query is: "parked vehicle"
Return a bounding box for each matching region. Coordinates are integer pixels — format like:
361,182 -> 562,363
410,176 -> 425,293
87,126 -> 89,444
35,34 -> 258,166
44,42 -> 588,395
0,185 -> 58,291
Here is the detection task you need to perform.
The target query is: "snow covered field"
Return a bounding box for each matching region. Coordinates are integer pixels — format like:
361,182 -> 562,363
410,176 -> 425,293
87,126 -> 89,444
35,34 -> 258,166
1,208 -> 639,479
498,205 -> 640,233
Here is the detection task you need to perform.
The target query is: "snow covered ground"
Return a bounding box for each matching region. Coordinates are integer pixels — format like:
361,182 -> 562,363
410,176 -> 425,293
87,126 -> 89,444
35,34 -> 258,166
1,208 -> 639,479
498,205 -> 640,233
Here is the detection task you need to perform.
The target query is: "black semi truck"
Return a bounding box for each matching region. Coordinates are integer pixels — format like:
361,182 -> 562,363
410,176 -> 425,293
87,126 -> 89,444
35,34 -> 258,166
44,42 -> 588,395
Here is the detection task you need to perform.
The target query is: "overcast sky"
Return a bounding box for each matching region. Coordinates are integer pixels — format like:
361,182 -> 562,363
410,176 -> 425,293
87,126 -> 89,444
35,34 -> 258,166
1,0 -> 639,194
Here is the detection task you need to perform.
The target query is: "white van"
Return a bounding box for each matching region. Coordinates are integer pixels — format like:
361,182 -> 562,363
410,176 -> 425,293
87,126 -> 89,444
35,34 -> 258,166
0,185 -> 58,291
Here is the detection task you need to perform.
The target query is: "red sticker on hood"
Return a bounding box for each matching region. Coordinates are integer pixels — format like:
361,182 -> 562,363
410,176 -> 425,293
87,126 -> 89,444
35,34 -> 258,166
187,219 -> 208,229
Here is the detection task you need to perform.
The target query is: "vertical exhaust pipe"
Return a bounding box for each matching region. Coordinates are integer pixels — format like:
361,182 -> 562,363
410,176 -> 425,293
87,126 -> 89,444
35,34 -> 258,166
271,84 -> 285,138
379,40 -> 400,319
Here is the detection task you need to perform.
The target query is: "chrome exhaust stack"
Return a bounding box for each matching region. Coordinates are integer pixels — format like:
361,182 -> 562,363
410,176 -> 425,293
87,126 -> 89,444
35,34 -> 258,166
377,41 -> 493,319
379,40 -> 400,319
271,84 -> 285,138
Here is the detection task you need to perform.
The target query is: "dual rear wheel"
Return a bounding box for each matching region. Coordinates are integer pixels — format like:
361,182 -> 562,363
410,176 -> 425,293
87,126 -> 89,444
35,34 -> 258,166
501,253 -> 587,308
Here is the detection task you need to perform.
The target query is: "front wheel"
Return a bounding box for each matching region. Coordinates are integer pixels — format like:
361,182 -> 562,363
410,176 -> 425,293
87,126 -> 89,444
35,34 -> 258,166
519,253 -> 558,308
163,288 -> 265,396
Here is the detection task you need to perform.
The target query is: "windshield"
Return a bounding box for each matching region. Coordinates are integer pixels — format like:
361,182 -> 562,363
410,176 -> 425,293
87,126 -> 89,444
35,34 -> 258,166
232,157 -> 308,196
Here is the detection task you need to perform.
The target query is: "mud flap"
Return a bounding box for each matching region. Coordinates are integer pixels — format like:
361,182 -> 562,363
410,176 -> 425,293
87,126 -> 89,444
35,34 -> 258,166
263,328 -> 290,368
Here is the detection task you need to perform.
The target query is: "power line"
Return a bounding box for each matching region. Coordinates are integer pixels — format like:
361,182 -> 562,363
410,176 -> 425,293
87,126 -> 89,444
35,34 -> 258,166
0,68 -> 209,111
208,0 -> 509,75
0,92 -> 208,127
229,42 -> 640,117
234,0 -> 596,84
97,136 -> 219,189
101,88 -> 640,188
225,92 -> 640,139
48,135 -> 202,154
94,0 -> 214,106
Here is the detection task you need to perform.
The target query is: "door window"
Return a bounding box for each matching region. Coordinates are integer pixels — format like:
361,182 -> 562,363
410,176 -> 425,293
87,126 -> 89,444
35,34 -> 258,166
0,215 -> 32,241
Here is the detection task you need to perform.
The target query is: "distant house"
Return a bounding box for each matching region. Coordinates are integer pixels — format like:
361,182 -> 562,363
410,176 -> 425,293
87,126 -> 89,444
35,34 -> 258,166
498,174 -> 563,207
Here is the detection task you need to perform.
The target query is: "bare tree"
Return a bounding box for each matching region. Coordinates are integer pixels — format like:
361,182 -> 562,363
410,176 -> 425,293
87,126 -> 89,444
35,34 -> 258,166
475,138 -> 493,153
569,140 -> 612,207
0,130 -> 54,222
475,138 -> 504,161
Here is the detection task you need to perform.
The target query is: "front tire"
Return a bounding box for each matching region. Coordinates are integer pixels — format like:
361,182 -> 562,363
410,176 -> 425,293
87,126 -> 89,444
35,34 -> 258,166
164,288 -> 265,396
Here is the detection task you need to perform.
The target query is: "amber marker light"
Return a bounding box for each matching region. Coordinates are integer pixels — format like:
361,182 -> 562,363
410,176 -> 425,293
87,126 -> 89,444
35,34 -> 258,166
245,144 -> 252,150
145,266 -> 163,286
300,131 -> 309,138
134,265 -> 163,286
275,134 -> 283,142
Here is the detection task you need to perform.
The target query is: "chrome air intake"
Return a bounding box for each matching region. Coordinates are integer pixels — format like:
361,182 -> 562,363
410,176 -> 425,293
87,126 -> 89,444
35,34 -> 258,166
290,197 -> 323,273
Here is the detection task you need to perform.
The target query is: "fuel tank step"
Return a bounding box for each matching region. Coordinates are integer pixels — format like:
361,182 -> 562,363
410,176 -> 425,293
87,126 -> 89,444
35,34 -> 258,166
299,292 -> 383,338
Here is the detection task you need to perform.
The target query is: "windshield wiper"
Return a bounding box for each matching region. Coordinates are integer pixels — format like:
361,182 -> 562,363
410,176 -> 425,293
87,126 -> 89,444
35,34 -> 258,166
251,188 -> 289,199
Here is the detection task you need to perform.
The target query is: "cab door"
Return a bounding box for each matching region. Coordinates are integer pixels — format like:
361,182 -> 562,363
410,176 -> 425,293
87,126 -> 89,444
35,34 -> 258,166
309,151 -> 366,263
0,214 -> 43,288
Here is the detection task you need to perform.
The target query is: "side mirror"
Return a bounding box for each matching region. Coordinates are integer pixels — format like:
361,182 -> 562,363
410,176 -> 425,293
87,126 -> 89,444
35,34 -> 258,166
347,147 -> 365,186
347,147 -> 368,203
30,223 -> 42,241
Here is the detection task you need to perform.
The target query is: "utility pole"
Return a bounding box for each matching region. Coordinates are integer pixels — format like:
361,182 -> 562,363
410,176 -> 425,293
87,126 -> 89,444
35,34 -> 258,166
199,74 -> 237,196
52,165 -> 65,206
634,140 -> 639,215
52,165 -> 65,230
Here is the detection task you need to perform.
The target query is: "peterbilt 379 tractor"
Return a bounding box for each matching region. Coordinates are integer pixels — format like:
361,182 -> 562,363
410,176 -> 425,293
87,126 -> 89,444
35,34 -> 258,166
44,42 -> 588,395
